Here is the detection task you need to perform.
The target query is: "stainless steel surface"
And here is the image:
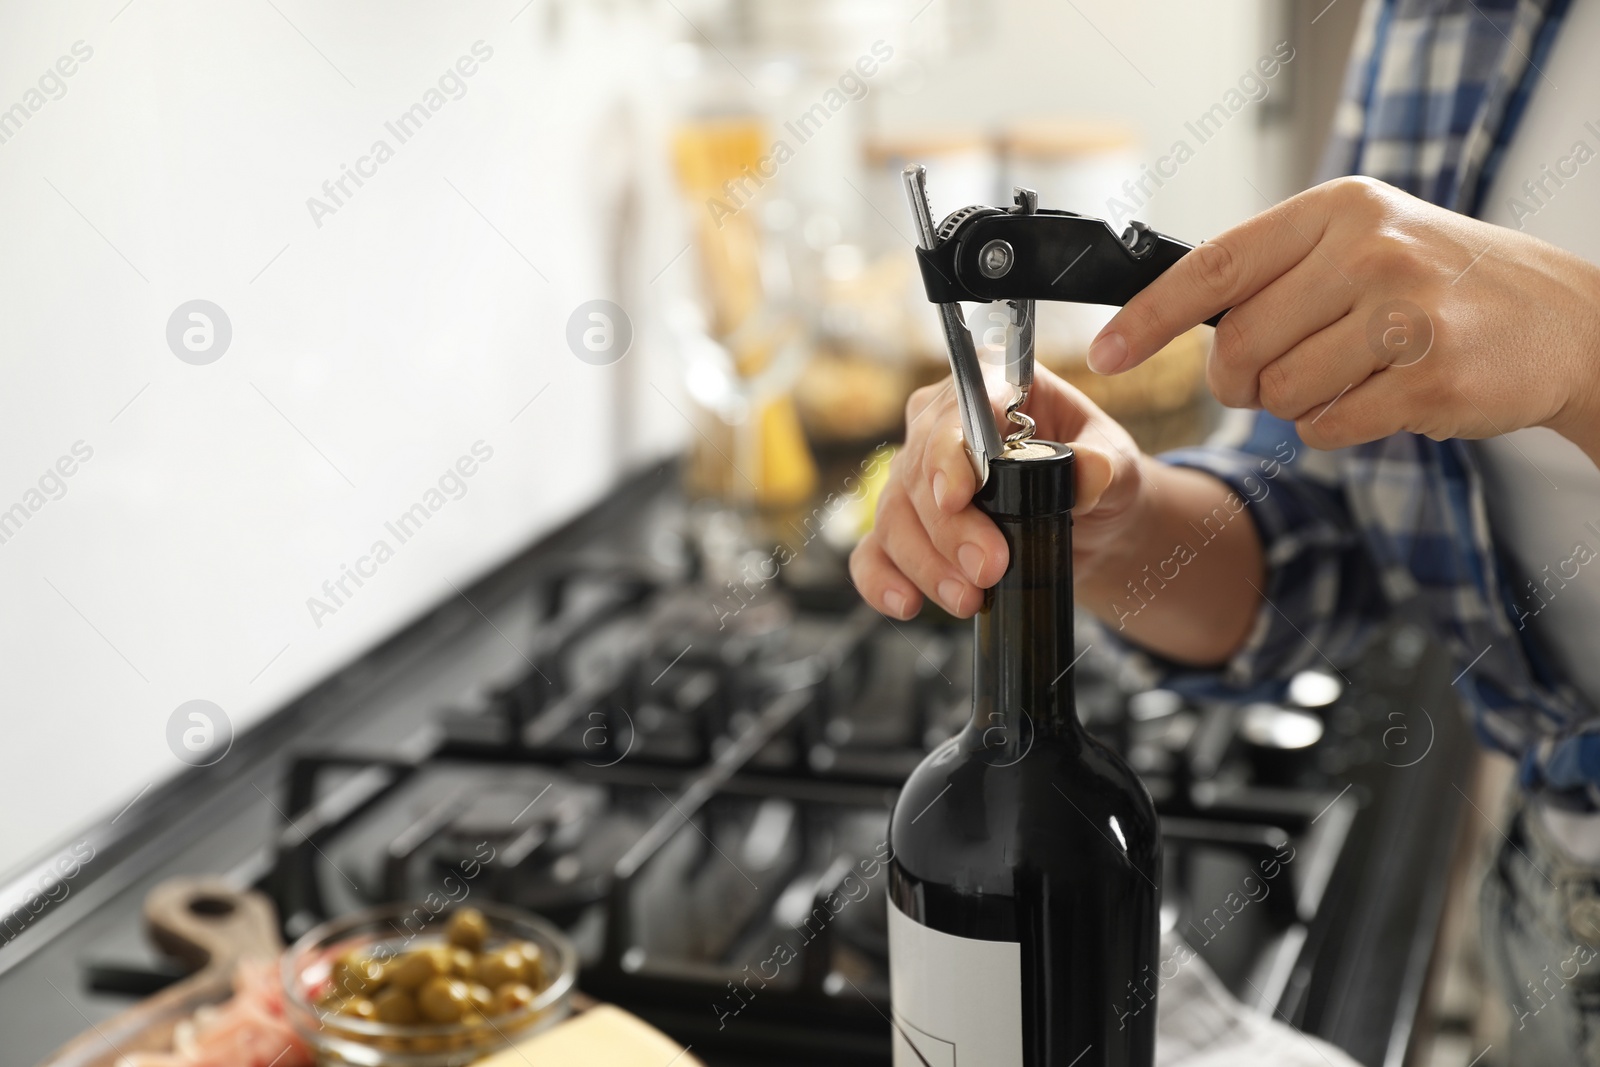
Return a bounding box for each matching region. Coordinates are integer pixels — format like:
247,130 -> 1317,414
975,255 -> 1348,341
0,465 -> 1475,1067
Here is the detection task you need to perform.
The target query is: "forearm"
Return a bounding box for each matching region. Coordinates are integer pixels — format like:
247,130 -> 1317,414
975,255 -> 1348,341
1077,457 -> 1264,666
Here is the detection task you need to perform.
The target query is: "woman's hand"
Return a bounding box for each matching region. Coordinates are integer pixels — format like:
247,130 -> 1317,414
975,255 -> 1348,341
848,364 -> 1146,619
1087,176 -> 1600,461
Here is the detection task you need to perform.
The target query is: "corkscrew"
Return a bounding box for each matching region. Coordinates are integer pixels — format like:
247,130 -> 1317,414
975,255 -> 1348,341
901,164 -> 1225,486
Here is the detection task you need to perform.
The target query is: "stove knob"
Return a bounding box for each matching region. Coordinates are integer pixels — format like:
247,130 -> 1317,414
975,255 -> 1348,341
1128,689 -> 1183,723
1287,669 -> 1343,710
1569,897 -> 1600,943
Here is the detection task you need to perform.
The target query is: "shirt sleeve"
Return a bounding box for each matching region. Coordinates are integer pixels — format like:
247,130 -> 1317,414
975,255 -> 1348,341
1094,411 -> 1390,697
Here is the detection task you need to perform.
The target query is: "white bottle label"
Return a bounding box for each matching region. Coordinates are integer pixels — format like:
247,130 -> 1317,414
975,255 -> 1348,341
887,897 -> 1023,1066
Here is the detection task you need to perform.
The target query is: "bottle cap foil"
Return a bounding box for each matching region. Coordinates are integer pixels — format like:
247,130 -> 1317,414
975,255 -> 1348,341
974,440 -> 1074,519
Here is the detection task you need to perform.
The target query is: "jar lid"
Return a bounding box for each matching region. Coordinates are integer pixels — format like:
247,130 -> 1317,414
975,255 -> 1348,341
1000,118 -> 1135,159
864,129 -> 993,163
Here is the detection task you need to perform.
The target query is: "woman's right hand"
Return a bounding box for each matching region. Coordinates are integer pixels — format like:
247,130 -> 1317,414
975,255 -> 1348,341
849,362 -> 1152,620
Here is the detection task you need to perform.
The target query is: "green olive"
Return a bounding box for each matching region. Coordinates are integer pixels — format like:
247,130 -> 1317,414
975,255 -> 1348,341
373,987 -> 418,1024
331,950 -> 385,996
446,907 -> 489,951
449,946 -> 477,981
475,947 -> 525,990
493,982 -> 537,1016
339,996 -> 378,1020
512,941 -> 545,987
468,983 -> 495,1014
388,945 -> 450,992
417,975 -> 472,1023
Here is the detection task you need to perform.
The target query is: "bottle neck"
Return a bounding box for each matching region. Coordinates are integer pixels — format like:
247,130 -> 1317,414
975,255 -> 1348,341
971,505 -> 1083,753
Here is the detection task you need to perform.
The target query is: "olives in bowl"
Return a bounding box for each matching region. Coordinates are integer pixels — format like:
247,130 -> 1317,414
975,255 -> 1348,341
282,903 -> 576,1065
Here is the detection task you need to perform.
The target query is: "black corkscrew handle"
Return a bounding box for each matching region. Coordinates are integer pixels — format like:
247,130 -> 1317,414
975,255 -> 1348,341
914,208 -> 1227,327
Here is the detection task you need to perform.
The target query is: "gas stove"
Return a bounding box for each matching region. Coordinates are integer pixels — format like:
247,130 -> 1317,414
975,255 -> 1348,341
0,462 -> 1473,1067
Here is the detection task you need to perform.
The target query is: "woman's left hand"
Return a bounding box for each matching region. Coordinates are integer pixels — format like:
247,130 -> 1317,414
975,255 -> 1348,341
1087,176 -> 1600,461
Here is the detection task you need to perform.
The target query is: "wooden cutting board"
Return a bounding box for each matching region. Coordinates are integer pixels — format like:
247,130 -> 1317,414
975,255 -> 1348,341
37,877 -> 282,1067
37,879 -> 699,1067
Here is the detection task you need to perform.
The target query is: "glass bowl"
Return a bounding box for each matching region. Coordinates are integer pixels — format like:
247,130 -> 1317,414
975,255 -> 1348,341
281,902 -> 577,1066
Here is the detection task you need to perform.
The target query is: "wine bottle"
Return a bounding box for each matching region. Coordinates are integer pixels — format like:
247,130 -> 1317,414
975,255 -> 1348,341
887,441 -> 1161,1066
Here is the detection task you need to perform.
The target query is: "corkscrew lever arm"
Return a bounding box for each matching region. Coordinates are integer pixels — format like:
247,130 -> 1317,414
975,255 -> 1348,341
900,163 -> 1227,486
902,164 -> 1003,487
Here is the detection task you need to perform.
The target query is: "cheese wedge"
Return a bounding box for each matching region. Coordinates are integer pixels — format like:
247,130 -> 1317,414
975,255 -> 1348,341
476,1005 -> 701,1067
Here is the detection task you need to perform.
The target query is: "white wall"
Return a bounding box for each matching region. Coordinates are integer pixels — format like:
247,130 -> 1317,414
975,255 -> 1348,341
0,0 -> 692,877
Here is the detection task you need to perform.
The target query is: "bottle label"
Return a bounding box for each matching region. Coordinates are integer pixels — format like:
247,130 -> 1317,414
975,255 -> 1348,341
887,897 -> 1023,1066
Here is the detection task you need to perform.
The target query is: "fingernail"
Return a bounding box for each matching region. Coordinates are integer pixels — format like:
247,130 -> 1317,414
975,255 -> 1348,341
957,543 -> 986,585
931,470 -> 948,510
885,590 -> 909,618
937,579 -> 965,613
1087,331 -> 1128,374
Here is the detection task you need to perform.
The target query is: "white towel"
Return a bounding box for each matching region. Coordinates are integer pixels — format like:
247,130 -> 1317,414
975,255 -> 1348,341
1157,933 -> 1360,1067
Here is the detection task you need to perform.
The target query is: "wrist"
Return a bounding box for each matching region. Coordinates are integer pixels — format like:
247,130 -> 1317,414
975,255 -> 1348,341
1552,414 -> 1600,469
1551,371 -> 1600,472
1548,265 -> 1600,467
1076,454 -> 1167,588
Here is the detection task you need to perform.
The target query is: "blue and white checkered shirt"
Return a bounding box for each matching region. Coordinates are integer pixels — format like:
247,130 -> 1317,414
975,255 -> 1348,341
1137,0 -> 1600,807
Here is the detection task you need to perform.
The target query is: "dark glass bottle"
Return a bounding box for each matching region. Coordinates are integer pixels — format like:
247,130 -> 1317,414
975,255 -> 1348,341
887,441 -> 1161,1067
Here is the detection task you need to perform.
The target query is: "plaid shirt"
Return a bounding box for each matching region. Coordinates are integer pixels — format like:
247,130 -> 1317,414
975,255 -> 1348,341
1130,0 -> 1600,808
